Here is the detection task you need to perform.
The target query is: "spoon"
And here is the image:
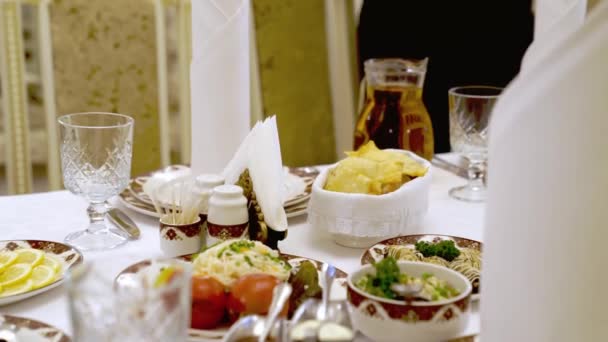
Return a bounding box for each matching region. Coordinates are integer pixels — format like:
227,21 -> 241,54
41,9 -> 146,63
0,317 -> 18,342
258,283 -> 292,342
390,282 -> 423,300
319,263 -> 337,321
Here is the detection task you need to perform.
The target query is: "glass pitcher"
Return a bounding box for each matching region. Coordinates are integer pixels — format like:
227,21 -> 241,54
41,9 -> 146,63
354,58 -> 434,160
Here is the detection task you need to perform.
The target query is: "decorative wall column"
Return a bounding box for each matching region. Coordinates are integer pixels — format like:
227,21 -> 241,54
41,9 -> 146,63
0,0 -> 33,194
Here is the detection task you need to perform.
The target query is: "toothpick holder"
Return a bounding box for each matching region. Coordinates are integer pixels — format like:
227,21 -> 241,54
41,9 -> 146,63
159,215 -> 202,257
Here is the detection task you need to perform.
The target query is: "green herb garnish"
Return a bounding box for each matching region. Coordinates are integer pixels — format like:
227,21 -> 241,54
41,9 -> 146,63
415,240 -> 461,262
356,257 -> 401,299
244,255 -> 254,267
355,257 -> 460,302
229,240 -> 255,253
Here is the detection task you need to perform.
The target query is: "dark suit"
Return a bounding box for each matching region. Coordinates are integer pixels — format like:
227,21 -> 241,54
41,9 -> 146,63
357,1 -> 534,152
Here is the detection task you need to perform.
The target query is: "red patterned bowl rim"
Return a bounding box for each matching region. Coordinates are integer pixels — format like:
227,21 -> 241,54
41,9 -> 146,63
347,261 -> 472,307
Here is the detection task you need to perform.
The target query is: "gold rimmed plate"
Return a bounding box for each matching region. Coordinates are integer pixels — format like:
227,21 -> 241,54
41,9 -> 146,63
128,165 -> 313,208
0,240 -> 84,306
361,234 -> 483,301
120,166 -> 314,219
0,314 -> 71,341
117,253 -> 348,340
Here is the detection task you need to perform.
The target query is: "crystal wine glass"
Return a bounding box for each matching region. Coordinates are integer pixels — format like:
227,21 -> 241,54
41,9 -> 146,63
58,112 -> 133,250
448,86 -> 502,202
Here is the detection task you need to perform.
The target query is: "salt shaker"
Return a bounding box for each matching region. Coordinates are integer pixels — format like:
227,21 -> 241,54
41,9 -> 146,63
194,174 -> 225,224
206,184 -> 249,247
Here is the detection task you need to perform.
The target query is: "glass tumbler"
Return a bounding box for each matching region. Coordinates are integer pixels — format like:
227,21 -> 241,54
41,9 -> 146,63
448,86 -> 502,202
67,258 -> 192,342
58,112 -> 133,250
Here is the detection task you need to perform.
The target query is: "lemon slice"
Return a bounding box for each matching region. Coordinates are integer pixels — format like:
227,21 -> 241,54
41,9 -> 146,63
154,267 -> 176,288
0,263 -> 33,287
42,254 -> 62,273
14,249 -> 45,267
0,251 -> 18,272
0,279 -> 34,297
30,265 -> 57,289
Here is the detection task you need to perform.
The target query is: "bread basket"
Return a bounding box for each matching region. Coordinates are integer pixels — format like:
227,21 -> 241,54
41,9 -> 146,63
308,150 -> 431,248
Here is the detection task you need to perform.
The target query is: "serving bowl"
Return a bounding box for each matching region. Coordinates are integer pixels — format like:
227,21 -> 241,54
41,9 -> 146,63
347,261 -> 472,342
308,149 -> 431,248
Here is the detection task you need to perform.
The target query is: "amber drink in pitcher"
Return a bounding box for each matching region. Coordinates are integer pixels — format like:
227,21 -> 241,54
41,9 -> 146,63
354,58 -> 434,160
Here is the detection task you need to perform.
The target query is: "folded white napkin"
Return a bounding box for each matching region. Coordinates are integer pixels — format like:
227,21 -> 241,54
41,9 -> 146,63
482,2 -> 608,341
522,0 -> 587,72
190,0 -> 251,174
222,116 -> 288,232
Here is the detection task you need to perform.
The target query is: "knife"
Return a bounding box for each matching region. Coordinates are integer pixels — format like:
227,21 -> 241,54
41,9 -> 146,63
107,208 -> 141,239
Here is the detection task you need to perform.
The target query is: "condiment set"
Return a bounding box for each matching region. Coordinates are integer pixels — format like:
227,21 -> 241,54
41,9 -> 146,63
155,173 -> 251,256
206,184 -> 249,247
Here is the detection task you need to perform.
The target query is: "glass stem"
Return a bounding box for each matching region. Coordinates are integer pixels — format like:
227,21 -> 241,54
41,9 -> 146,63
86,201 -> 109,234
467,160 -> 486,190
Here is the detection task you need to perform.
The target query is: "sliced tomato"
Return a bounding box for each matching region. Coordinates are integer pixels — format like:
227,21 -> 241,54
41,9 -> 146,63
191,275 -> 227,329
227,273 -> 288,318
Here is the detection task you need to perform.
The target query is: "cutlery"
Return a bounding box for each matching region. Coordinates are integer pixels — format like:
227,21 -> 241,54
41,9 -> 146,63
319,263 -> 337,321
289,166 -> 320,178
431,155 -> 468,179
258,283 -> 292,342
107,208 -> 141,239
390,282 -> 423,300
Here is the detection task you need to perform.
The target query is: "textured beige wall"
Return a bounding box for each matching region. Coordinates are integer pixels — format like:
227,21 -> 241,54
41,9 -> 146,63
50,0 -> 161,176
253,0 -> 336,166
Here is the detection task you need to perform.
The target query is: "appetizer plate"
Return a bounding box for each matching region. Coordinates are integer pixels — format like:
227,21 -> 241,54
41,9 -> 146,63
0,314 -> 71,342
0,240 -> 83,306
117,253 -> 348,340
361,234 -> 482,301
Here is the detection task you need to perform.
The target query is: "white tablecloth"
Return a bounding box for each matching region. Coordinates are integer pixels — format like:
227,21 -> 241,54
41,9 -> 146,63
0,159 -> 483,340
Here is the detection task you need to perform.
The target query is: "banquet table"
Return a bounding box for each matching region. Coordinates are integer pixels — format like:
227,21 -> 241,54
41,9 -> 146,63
0,154 -> 484,340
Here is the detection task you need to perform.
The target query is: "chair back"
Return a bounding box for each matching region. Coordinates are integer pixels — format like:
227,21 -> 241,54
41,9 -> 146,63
0,0 -> 192,194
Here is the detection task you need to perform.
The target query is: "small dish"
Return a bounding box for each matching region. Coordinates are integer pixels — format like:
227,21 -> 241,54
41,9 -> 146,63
361,234 -> 482,300
347,261 -> 472,342
0,240 -> 83,306
0,314 -> 71,341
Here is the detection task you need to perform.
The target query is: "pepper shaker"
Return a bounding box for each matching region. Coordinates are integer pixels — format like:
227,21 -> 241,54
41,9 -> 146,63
206,184 -> 249,247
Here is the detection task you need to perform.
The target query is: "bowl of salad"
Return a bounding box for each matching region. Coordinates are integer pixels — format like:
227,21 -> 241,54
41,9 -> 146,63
347,257 -> 472,342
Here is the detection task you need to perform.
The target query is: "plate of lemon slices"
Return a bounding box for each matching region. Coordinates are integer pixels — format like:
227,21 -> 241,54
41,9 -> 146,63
0,240 -> 84,306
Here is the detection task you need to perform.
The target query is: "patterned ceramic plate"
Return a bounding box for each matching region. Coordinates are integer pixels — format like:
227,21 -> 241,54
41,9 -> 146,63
0,240 -> 84,306
0,314 -> 71,341
119,189 -> 311,220
119,169 -> 314,219
128,165 -> 313,208
361,234 -> 483,301
117,253 -> 348,340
